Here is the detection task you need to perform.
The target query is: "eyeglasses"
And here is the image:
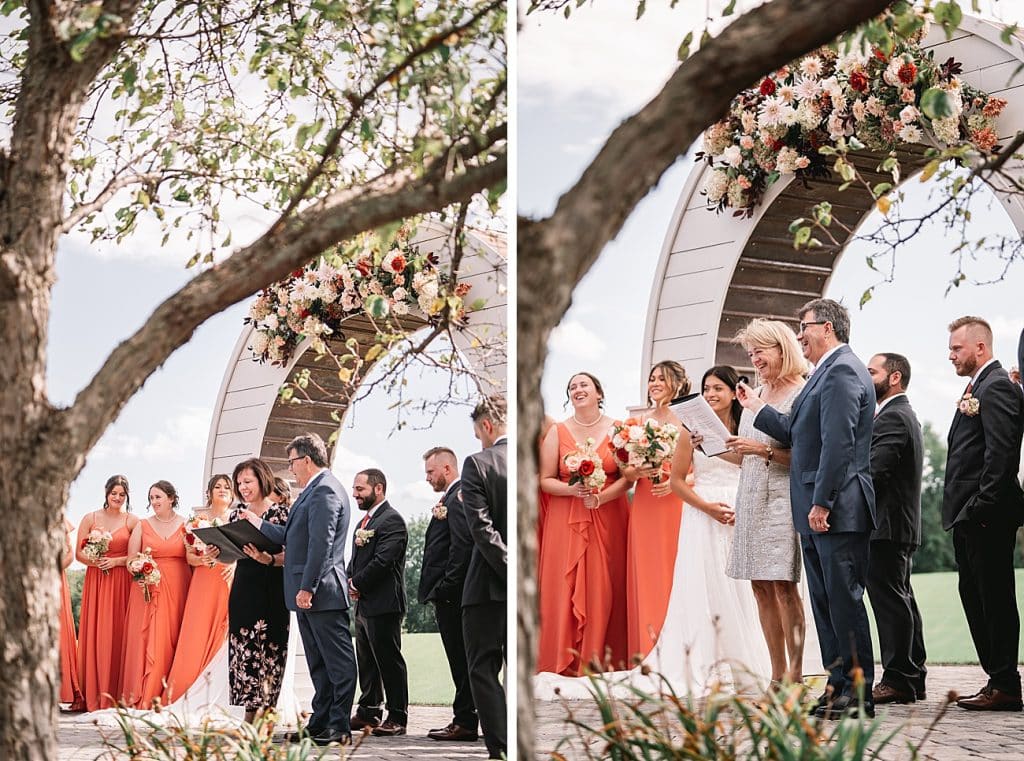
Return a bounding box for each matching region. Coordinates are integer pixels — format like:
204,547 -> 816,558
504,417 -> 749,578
798,320 -> 828,332
287,456 -> 307,466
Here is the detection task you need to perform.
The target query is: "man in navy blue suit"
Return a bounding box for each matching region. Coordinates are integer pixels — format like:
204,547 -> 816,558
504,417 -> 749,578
242,433 -> 356,745
737,298 -> 877,719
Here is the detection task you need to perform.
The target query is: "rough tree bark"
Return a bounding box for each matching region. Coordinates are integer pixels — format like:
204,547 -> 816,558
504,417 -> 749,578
516,0 -> 892,755
0,3 -> 504,757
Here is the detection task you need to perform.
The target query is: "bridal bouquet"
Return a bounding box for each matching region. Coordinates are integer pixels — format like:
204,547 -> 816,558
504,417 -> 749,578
183,515 -> 223,555
128,548 -> 161,603
610,417 -> 680,483
563,437 -> 607,493
80,529 -> 113,575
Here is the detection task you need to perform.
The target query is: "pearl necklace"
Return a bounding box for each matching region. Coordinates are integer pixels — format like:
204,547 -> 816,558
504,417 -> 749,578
572,411 -> 604,427
152,511 -> 178,523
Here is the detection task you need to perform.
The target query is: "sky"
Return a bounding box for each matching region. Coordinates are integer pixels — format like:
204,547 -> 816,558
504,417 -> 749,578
520,1 -> 1024,442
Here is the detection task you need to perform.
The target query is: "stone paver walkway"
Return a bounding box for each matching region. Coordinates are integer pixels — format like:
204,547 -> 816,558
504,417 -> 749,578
534,665 -> 1024,760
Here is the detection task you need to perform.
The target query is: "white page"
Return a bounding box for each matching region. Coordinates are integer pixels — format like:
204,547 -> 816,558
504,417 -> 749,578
668,393 -> 732,457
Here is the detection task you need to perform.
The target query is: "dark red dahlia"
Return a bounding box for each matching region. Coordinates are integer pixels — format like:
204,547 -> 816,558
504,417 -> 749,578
897,61 -> 917,85
849,70 -> 868,93
759,78 -> 776,96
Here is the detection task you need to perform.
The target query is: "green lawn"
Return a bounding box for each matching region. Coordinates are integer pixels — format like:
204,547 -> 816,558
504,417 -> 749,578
865,569 -> 1024,663
405,631 -> 455,705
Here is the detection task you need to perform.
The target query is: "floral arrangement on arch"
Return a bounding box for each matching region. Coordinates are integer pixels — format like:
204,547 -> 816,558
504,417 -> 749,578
246,230 -> 469,365
700,27 -> 1006,215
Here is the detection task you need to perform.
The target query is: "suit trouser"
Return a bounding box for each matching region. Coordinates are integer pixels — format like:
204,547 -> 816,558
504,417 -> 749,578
801,531 -> 875,703
866,540 -> 927,696
953,520 -> 1022,695
354,610 -> 409,724
435,600 -> 478,730
297,608 -> 357,734
463,600 -> 506,759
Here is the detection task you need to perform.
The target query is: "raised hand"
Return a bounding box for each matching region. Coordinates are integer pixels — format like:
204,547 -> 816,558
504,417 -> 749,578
238,508 -> 262,528
735,381 -> 764,413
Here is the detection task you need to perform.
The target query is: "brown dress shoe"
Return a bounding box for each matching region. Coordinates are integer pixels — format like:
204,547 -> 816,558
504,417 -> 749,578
350,714 -> 381,731
371,719 -> 407,736
872,683 -> 915,704
957,686 -> 1023,711
428,723 -> 479,741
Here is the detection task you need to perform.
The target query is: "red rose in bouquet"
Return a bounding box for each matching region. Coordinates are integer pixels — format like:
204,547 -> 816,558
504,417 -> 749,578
578,459 -> 596,477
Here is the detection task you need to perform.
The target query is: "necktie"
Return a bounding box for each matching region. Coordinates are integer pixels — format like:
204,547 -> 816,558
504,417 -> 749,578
360,512 -> 370,529
964,381 -> 974,397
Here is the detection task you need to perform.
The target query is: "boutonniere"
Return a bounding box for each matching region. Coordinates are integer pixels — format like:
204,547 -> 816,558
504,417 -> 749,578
355,528 -> 375,547
958,392 -> 980,416
432,502 -> 448,520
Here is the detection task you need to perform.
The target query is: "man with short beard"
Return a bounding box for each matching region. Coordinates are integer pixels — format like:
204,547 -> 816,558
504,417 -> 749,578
347,469 -> 410,734
865,353 -> 926,705
944,316 -> 1024,711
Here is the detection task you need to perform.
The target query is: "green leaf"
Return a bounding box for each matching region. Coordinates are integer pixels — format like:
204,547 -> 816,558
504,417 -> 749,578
1000,23 -> 1019,45
788,218 -> 807,234
793,226 -> 812,249
872,182 -> 893,196
636,0 -> 646,20
920,87 -> 954,119
933,1 -> 963,39
396,0 -> 415,17
860,287 -> 873,307
171,99 -> 185,126
677,31 -> 693,61
722,0 -> 737,16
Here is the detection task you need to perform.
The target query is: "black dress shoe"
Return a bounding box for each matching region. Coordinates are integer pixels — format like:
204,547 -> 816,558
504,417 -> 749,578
350,713 -> 381,731
813,694 -> 875,720
284,726 -> 323,743
311,728 -> 351,746
806,691 -> 830,715
371,719 -> 407,736
427,723 -> 479,741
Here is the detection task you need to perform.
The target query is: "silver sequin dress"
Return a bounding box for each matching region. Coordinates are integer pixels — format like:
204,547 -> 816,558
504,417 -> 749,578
727,385 -> 803,582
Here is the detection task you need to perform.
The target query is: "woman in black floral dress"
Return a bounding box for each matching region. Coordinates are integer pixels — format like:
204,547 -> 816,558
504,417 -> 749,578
227,458 -> 289,722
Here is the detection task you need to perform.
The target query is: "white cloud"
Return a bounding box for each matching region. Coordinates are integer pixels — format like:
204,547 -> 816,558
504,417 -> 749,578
548,319 -> 607,362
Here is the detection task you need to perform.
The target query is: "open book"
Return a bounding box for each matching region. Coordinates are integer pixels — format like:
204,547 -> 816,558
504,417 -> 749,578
191,520 -> 281,563
668,393 -> 732,457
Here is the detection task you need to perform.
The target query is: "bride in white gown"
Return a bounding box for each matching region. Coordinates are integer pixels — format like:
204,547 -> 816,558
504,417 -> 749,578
534,366 -> 819,700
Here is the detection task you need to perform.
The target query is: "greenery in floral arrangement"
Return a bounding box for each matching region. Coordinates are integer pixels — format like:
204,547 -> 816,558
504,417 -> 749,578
244,223 -> 474,367
699,11 -> 1006,217
100,706 -> 364,759
549,664 -> 953,761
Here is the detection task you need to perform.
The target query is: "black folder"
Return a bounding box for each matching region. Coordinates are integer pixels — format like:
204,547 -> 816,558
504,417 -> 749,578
191,520 -> 281,563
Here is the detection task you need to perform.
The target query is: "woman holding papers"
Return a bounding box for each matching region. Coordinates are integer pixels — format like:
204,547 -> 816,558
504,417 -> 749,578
163,474 -> 234,702
724,319 -> 810,687
536,372 -> 631,675
121,480 -> 191,708
623,360 -> 689,660
653,365 -> 768,694
224,458 -> 289,723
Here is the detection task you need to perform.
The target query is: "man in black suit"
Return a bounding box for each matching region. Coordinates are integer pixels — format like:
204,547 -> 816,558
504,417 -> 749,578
461,396 -> 508,760
865,353 -> 927,705
347,468 -> 410,734
944,316 -> 1024,711
418,446 -> 478,742
738,298 -> 877,719
242,433 -> 356,746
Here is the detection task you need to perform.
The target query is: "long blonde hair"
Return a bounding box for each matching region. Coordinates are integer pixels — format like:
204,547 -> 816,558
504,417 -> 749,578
734,319 -> 807,382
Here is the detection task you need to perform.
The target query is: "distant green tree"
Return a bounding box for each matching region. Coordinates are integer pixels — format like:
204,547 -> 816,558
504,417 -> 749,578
914,423 -> 955,574
404,515 -> 437,634
67,569 -> 85,629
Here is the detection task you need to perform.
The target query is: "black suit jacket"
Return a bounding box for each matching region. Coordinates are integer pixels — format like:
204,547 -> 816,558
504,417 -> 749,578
943,360 -> 1024,530
461,438 -> 507,606
347,501 -> 408,616
417,480 -> 473,605
869,395 -> 923,545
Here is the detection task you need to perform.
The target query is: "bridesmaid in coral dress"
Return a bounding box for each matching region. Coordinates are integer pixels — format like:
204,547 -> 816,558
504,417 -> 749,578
121,480 -> 192,708
76,475 -> 138,711
162,474 -> 234,702
623,360 -> 689,661
537,372 -> 631,675
59,519 -> 85,710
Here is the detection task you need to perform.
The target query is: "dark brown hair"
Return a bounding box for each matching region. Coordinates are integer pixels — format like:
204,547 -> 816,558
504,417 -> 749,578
149,480 -> 180,509
205,474 -> 232,507
564,372 -> 604,409
357,468 -> 388,495
103,474 -> 131,512
232,458 -> 276,504
648,360 -> 691,405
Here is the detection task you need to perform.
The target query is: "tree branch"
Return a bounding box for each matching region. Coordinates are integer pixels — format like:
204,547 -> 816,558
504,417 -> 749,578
62,150 -> 505,460
61,171 -> 166,232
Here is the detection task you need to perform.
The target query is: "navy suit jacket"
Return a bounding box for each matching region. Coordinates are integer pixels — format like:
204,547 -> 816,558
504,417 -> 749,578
754,344 -> 877,535
259,469 -> 351,612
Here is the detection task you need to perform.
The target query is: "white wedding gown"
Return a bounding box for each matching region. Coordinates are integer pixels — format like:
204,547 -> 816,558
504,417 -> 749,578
535,450 -> 821,700
80,613 -> 303,729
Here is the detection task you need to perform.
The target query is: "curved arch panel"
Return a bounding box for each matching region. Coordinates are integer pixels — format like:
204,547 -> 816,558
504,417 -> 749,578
642,16 -> 1024,397
203,221 -> 506,482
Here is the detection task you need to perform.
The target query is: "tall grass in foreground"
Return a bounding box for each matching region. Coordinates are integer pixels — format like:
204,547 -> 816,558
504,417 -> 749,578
551,665 -> 954,761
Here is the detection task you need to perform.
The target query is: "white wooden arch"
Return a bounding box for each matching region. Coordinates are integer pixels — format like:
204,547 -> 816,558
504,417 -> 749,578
642,15 -> 1024,394
202,221 -> 506,482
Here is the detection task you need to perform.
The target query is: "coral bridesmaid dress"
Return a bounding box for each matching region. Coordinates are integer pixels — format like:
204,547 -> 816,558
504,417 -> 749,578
536,425 -> 629,675
59,567 -> 85,708
121,521 -> 191,708
625,464 -> 684,660
77,520 -> 132,711
162,553 -> 230,702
